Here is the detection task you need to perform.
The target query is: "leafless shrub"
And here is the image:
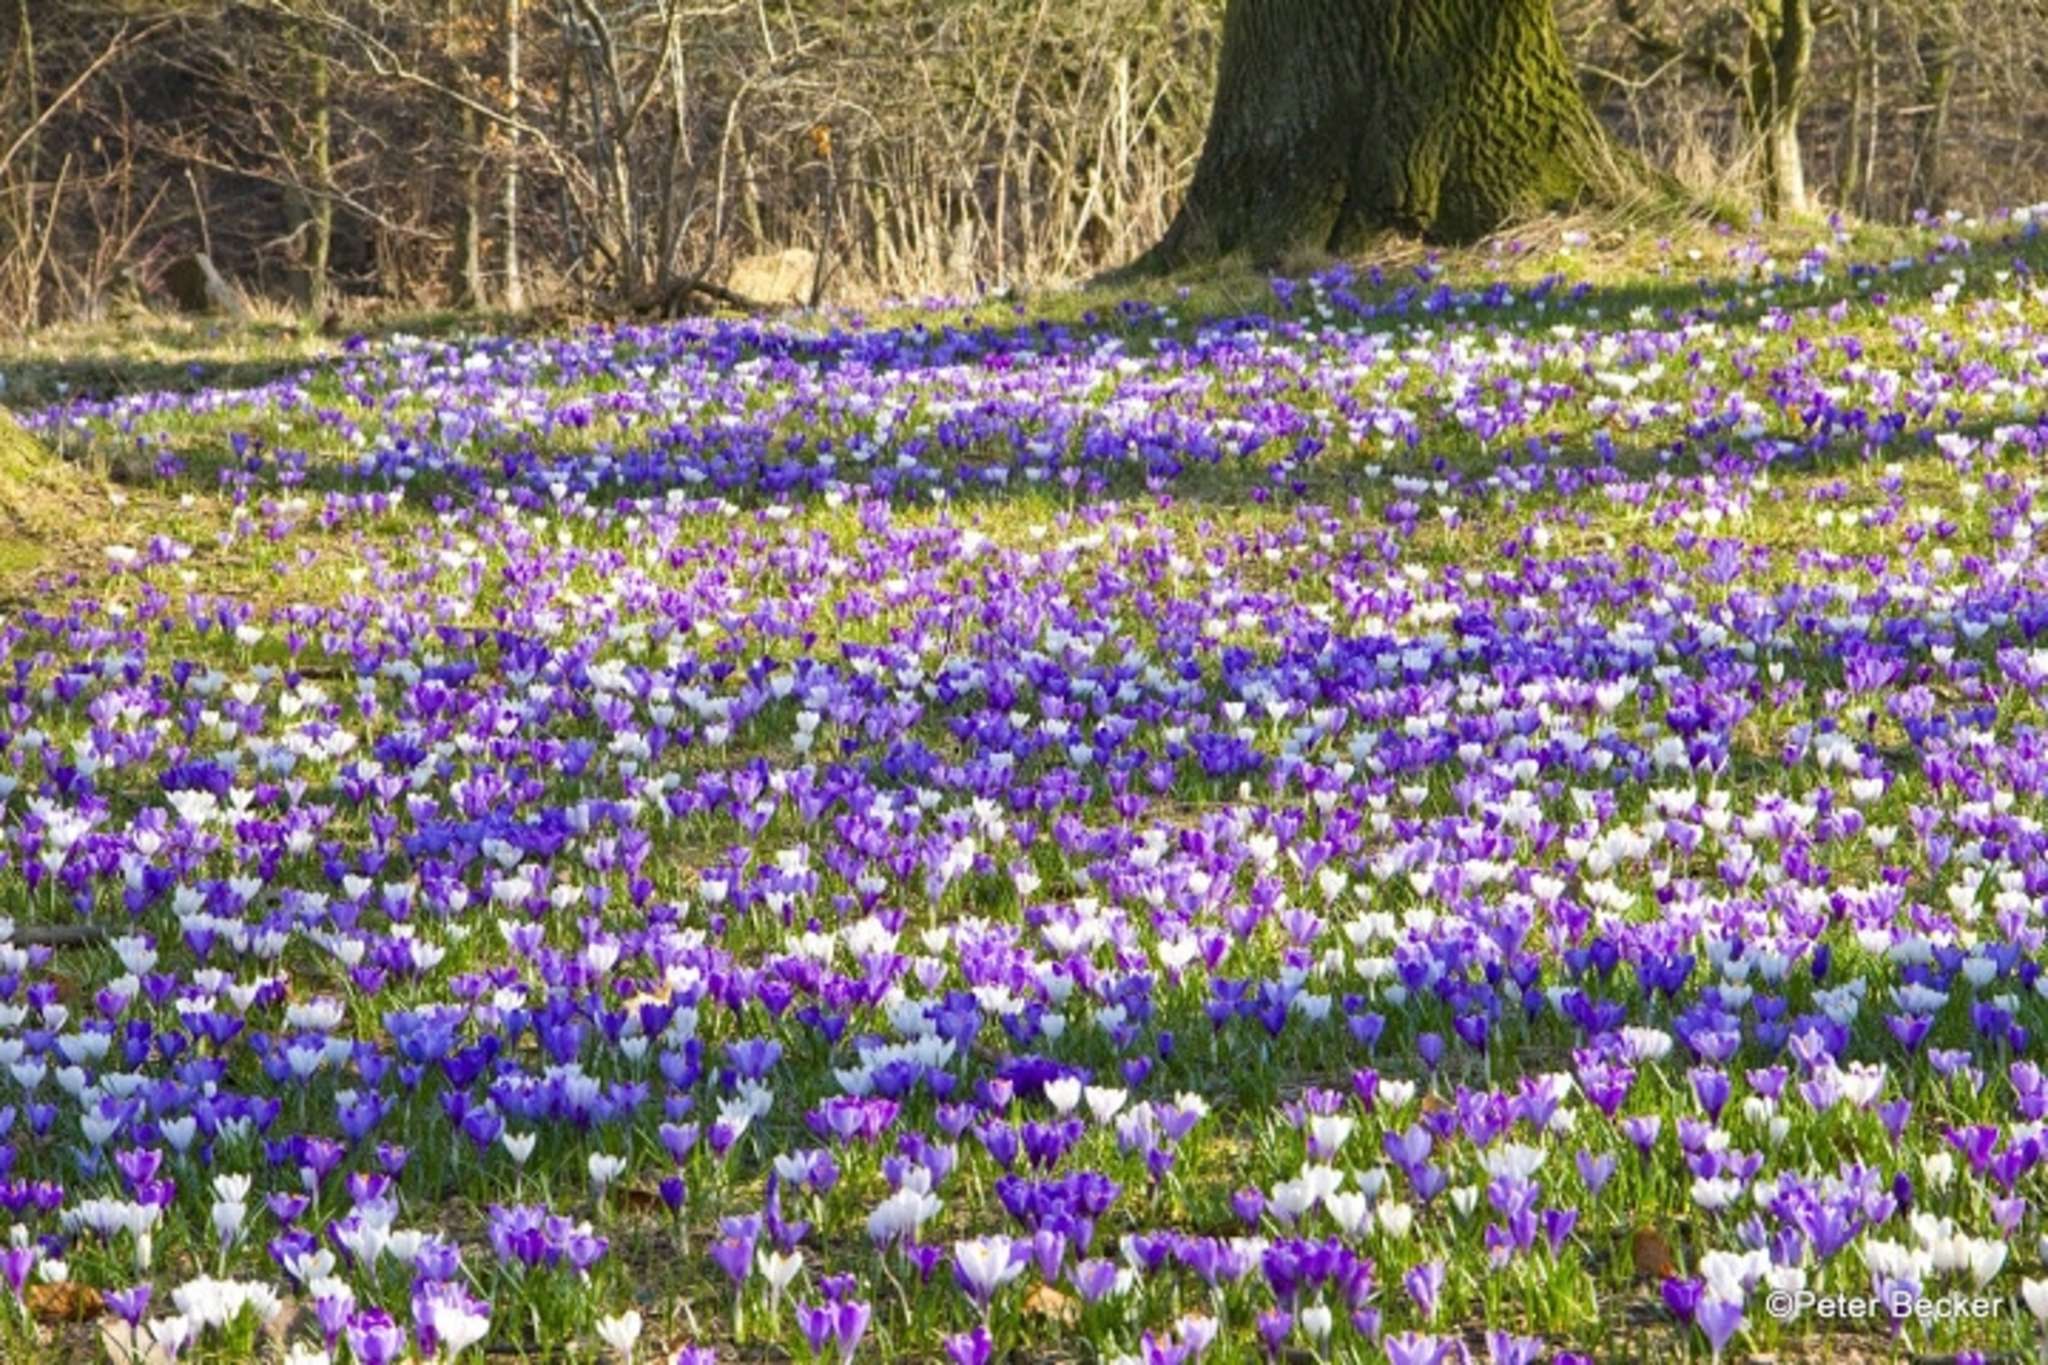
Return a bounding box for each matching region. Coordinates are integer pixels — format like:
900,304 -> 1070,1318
1,0 -> 2043,329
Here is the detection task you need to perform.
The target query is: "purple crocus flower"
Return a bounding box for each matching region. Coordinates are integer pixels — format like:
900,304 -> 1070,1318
1486,1332 -> 1545,1365
830,1300 -> 871,1363
0,1247 -> 34,1297
946,1326 -> 993,1365
1688,1067 -> 1731,1120
1696,1296 -> 1744,1359
104,1282 -> 153,1326
345,1308 -> 407,1365
1255,1310 -> 1292,1360
795,1301 -> 837,1359
1621,1115 -> 1662,1156
1661,1277 -> 1704,1324
709,1235 -> 754,1287
1416,1033 -> 1445,1072
1070,1257 -> 1119,1302
1385,1332 -> 1448,1365
1404,1260 -> 1445,1320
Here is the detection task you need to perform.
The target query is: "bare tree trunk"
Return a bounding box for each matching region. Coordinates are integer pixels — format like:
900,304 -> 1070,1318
566,0 -> 653,297
1859,8 -> 1881,217
736,131 -> 768,249
992,0 -> 1052,288
1746,0 -> 1814,219
500,0 -> 523,309
1147,0 -> 1624,264
1757,111 -> 1806,218
809,125 -> 835,307
1614,0 -> 1818,221
453,128 -> 487,305
656,10 -> 687,291
1835,0 -> 1877,215
1907,0 -> 1960,214
290,21 -> 334,314
9,0 -> 41,325
446,0 -> 487,307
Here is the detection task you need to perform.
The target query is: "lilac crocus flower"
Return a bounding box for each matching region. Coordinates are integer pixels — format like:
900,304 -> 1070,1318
1486,1332 -> 1545,1365
1404,1260 -> 1445,1320
104,1282 -> 153,1326
1696,1296 -> 1744,1360
946,1326 -> 994,1365
345,1308 -> 408,1365
1385,1332 -> 1448,1365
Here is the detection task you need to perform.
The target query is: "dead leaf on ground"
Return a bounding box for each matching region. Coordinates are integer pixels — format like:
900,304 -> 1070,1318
1022,1283 -> 1078,1327
27,1281 -> 102,1322
615,1184 -> 672,1215
1630,1226 -> 1679,1281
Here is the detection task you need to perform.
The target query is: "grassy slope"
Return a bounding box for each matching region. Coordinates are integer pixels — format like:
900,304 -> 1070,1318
0,215 -> 2003,627
0,214 -> 2044,1359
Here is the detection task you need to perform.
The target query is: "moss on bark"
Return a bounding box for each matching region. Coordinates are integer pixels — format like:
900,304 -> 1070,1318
1146,0 -> 1627,266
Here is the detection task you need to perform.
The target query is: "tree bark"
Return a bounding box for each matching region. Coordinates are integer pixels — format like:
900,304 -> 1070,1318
453,112 -> 487,306
501,0 -> 523,310
9,0 -> 41,325
288,20 -> 334,314
1757,108 -> 1806,219
1834,0 -> 1878,217
1907,1 -> 1960,215
305,52 -> 333,315
448,0 -> 487,307
1146,0 -> 1620,264
1746,0 -> 1814,219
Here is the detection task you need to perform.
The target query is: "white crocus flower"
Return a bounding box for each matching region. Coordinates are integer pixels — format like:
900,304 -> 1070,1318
595,1309 -> 643,1362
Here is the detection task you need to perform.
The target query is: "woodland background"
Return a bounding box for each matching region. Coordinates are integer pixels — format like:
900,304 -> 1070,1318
1,0 -> 2042,327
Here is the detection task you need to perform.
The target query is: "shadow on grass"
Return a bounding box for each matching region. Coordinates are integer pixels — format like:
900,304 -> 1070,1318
0,307 -> 556,408
10,218 -> 2045,522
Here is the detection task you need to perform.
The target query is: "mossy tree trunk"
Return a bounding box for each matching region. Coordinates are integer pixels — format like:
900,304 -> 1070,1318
1744,0 -> 1815,220
1906,0 -> 1960,215
287,20 -> 335,314
1147,0 -> 1620,265
1834,0 -> 1879,218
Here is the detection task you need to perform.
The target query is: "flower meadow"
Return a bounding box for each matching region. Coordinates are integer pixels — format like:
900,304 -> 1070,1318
11,214 -> 2048,1364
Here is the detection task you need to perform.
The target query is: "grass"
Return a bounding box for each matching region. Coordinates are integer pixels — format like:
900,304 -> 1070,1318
1,207 -> 2047,1361
0,214 -> 1970,621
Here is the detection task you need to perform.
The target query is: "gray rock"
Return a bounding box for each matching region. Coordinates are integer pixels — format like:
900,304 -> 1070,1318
727,247 -> 818,307
160,252 -> 246,318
